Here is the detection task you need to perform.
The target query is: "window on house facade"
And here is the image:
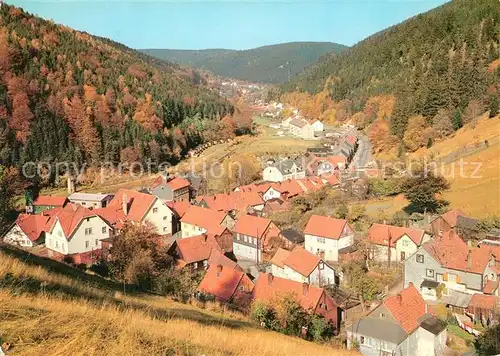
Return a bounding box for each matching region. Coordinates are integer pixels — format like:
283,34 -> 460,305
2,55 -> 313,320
426,269 -> 434,278
402,239 -> 409,247
448,273 -> 457,283
416,254 -> 424,263
253,237 -> 257,245
163,227 -> 167,232
85,241 -> 89,248
317,237 -> 325,243
85,228 -> 93,235
163,216 -> 168,221
319,261 -> 324,270
360,336 -> 365,344
95,239 -> 99,246
153,207 -> 158,213
102,227 -> 107,234
380,312 -> 385,319
239,285 -> 244,292
436,273 -> 443,282
55,241 -> 59,249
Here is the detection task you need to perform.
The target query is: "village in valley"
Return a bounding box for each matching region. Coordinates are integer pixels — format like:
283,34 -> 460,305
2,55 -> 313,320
3,97 -> 499,356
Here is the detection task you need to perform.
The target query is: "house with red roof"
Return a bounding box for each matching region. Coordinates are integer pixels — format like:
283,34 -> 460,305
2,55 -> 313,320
262,158 -> 305,182
168,234 -> 223,270
347,284 -> 447,356
270,246 -> 338,287
466,294 -> 499,325
96,189 -> 174,235
430,209 -> 480,239
150,173 -> 191,202
368,223 -> 431,263
197,257 -> 254,310
180,205 -> 234,239
253,273 -> 340,330
32,195 -> 67,214
44,203 -> 114,262
404,231 -> 500,300
304,215 -> 355,262
197,191 -> 265,215
232,214 -> 281,263
3,213 -> 51,247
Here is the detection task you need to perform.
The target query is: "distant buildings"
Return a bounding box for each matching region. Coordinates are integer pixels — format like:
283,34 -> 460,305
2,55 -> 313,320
288,117 -> 315,140
68,192 -> 114,209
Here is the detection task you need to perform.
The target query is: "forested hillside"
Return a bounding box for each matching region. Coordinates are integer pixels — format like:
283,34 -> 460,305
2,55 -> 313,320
142,42 -> 346,84
282,0 -> 499,155
0,5 -> 233,170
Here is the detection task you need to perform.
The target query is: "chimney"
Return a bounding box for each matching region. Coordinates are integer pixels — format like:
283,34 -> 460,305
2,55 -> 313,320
302,282 -> 309,296
467,249 -> 472,269
67,174 -> 75,194
397,293 -> 402,304
122,193 -> 128,216
267,273 -> 274,286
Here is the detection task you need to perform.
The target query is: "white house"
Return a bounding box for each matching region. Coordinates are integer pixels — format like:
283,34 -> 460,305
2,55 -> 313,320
271,246 -> 337,286
289,118 -> 315,140
96,189 -> 174,235
68,192 -> 114,209
310,119 -> 324,132
262,186 -> 282,202
368,224 -> 431,263
45,204 -> 113,257
262,159 -> 305,182
3,213 -> 51,248
347,284 -> 447,356
304,215 -> 354,262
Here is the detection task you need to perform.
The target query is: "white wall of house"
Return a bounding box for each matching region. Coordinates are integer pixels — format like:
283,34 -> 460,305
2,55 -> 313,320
3,225 -> 34,248
143,199 -> 173,235
46,216 -> 112,255
311,120 -> 324,132
309,262 -> 336,286
305,232 -> 353,262
233,241 -> 261,262
263,187 -> 281,201
300,124 -> 315,139
271,264 -> 287,279
263,167 -> 284,182
371,245 -> 398,262
416,327 -> 446,356
181,221 -> 207,238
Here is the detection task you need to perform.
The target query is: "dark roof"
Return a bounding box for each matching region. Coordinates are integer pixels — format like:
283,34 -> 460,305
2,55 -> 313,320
338,245 -> 358,254
441,289 -> 472,308
348,318 -> 408,344
419,316 -> 447,335
456,215 -> 480,231
272,159 -> 303,175
487,228 -> 500,238
280,228 -> 304,244
420,279 -> 440,288
185,174 -> 203,191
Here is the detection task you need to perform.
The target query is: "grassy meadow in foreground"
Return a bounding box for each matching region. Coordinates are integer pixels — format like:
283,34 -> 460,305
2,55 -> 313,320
0,247 -> 356,356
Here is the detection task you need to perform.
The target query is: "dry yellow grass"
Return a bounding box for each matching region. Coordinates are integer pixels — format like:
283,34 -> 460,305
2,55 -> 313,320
0,248 -> 357,356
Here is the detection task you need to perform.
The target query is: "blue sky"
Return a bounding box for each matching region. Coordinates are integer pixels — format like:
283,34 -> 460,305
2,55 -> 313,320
8,0 -> 449,50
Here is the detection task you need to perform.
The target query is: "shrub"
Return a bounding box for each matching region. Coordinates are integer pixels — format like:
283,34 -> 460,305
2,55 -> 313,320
309,314 -> 335,341
250,301 -> 276,329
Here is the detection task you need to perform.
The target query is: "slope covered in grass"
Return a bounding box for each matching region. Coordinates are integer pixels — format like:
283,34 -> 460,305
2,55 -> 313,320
0,246 -> 355,355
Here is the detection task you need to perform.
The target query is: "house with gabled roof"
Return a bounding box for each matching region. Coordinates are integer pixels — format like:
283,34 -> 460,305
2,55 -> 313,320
197,191 -> 264,215
68,192 -> 114,209
262,158 -> 305,182
232,214 -> 281,263
180,205 -> 234,239
32,195 -> 67,214
150,173 -> 190,202
168,234 -> 223,270
3,213 -> 52,247
270,246 -> 338,287
253,272 -> 341,330
197,255 -> 254,310
96,189 -> 174,235
430,209 -> 480,240
368,223 -> 432,263
347,284 -> 447,356
304,215 -> 355,262
404,231 -> 500,300
45,203 -> 113,262
288,117 -> 315,139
